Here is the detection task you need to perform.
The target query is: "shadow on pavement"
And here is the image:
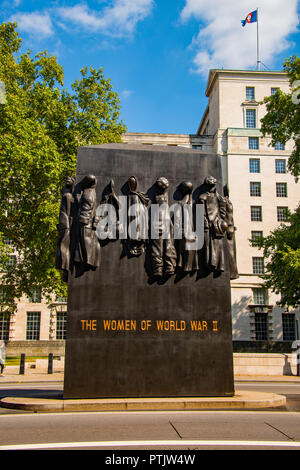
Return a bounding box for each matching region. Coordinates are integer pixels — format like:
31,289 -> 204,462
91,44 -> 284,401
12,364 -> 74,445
0,388 -> 63,399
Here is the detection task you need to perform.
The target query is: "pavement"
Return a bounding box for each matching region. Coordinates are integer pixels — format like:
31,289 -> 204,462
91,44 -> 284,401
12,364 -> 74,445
0,365 -> 299,412
1,365 -> 300,384
0,365 -> 64,383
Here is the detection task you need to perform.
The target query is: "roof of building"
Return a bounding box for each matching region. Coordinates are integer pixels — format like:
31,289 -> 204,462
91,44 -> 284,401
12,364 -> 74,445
205,68 -> 288,97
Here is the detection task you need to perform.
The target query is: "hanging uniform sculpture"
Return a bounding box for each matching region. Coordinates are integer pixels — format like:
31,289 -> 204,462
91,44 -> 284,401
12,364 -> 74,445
56,172 -> 238,281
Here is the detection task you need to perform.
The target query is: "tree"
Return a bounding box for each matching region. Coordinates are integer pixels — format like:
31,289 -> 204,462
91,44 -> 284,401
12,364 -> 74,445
260,55 -> 300,180
255,56 -> 300,309
0,22 -> 126,311
251,205 -> 300,309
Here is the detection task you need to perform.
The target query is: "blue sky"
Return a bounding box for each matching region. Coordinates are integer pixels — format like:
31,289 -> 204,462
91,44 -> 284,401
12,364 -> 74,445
1,0 -> 299,134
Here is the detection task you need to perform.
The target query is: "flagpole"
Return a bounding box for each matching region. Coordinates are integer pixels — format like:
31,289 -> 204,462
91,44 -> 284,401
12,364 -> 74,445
256,7 -> 260,71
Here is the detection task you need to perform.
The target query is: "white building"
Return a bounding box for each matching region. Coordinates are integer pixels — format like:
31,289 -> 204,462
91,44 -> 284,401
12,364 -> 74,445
1,68 -> 299,356
198,69 -> 299,346
124,69 -> 300,348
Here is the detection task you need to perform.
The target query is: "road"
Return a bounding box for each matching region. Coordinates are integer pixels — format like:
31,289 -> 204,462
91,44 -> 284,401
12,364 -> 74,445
236,382 -> 300,412
0,381 -> 300,451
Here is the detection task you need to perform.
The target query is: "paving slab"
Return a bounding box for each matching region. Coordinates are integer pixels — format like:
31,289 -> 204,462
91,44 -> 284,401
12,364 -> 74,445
0,365 -> 64,383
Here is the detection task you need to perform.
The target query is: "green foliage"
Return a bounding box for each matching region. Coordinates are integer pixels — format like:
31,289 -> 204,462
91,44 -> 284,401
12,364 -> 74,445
258,56 -> 300,307
251,205 -> 300,308
260,55 -> 300,180
0,22 -> 126,310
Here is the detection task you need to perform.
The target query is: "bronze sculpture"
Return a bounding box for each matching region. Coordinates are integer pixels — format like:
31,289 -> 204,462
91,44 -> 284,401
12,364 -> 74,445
150,177 -> 177,278
55,176 -> 75,281
98,179 -> 123,239
175,181 -> 199,272
199,176 -> 228,273
73,174 -> 101,276
125,176 -> 150,256
56,172 -> 238,281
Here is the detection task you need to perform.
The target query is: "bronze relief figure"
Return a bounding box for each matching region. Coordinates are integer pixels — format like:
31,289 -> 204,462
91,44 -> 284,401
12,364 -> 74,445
56,170 -> 239,283
199,176 -> 228,273
73,174 -> 101,276
175,181 -> 199,272
55,176 -> 75,282
150,177 -> 177,279
125,176 -> 150,257
98,179 -> 123,239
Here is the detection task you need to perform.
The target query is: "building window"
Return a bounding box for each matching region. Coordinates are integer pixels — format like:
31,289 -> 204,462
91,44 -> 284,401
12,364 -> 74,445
276,183 -> 287,197
249,158 -> 260,173
275,159 -> 286,174
251,230 -> 263,240
277,207 -> 289,222
56,312 -> 67,340
246,109 -> 256,128
3,238 -> 13,246
246,87 -> 255,100
0,312 -> 10,341
250,182 -> 261,197
274,142 -> 285,150
55,295 -> 67,303
26,312 -> 41,340
271,87 -> 279,96
0,286 -> 7,302
248,137 -> 259,149
282,313 -> 296,341
251,206 -> 262,221
253,288 -> 267,305
4,255 -> 16,271
28,289 -> 42,303
252,257 -> 264,274
255,313 -> 269,340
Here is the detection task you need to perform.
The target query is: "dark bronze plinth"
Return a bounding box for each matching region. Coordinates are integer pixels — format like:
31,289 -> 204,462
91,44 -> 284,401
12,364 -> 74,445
63,144 -> 234,399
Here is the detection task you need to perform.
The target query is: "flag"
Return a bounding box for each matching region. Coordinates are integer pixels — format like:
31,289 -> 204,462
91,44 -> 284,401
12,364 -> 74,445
241,10 -> 257,27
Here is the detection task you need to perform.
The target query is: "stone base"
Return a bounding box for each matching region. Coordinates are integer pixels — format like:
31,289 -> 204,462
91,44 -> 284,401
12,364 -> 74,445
0,391 -> 286,413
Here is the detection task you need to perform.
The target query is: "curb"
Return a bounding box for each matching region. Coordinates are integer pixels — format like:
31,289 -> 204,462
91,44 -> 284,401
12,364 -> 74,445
0,391 -> 286,413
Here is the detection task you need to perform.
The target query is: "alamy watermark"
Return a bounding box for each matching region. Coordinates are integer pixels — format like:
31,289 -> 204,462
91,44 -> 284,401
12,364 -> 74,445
95,198 -> 205,251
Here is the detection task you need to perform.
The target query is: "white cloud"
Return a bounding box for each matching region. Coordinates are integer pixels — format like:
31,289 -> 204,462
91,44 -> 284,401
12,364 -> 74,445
9,11 -> 54,37
121,89 -> 132,99
57,4 -> 103,30
180,0 -> 299,74
57,0 -> 154,37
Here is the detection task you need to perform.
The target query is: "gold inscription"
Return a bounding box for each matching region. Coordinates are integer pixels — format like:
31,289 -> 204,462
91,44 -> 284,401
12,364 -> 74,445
190,320 -> 207,331
156,320 -> 186,331
79,319 -> 220,333
81,320 -> 97,331
140,320 -> 152,331
103,319 -> 137,331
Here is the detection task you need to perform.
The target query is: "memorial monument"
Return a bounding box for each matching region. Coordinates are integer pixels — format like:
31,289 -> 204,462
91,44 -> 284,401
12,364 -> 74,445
60,144 -> 236,399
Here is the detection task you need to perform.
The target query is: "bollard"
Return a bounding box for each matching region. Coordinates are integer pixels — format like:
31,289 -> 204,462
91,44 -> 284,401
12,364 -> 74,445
48,353 -> 53,374
19,353 -> 25,375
